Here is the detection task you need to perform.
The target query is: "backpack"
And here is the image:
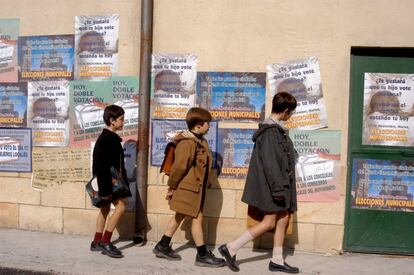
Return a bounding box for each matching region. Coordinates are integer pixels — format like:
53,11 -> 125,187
160,139 -> 198,176
160,141 -> 176,175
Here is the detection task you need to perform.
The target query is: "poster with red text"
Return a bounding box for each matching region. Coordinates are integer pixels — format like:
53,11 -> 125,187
267,57 -> 327,129
290,130 -> 341,202
151,53 -> 197,119
363,73 -> 414,147
0,19 -> 19,82
75,15 -> 119,80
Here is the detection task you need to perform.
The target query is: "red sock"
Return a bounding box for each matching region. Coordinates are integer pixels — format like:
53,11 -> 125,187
93,232 -> 103,244
101,230 -> 113,244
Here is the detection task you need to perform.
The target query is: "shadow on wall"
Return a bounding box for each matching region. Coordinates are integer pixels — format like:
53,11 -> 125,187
114,148 -> 298,252
249,213 -> 298,254
115,140 -> 150,241
284,216 -> 298,255
242,178 -> 299,251
115,192 -> 151,243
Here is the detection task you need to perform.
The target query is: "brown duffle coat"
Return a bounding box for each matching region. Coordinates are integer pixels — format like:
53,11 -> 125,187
167,133 -> 212,218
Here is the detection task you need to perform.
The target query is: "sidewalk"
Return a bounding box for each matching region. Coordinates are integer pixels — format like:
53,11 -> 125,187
0,229 -> 413,275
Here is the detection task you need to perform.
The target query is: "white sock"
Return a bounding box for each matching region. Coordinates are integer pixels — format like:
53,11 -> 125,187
271,246 -> 284,265
227,230 -> 254,256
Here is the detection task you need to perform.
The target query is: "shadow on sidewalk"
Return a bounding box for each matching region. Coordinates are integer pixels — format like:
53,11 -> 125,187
111,238 -> 146,251
0,267 -> 56,275
237,251 -> 272,265
174,241 -> 194,253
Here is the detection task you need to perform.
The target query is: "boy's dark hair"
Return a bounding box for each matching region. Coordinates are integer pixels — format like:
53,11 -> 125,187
185,107 -> 212,130
272,92 -> 297,114
103,104 -> 125,126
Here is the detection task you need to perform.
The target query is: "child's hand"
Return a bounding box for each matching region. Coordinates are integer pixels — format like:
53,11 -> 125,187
165,188 -> 174,200
273,195 -> 285,201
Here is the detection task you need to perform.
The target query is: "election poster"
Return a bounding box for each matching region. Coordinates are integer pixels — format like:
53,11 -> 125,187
28,81 -> 70,146
362,73 -> 414,147
351,158 -> 414,212
0,127 -> 32,172
0,19 -> 19,82
0,83 -> 27,127
151,53 -> 197,119
267,57 -> 328,129
70,76 -> 138,147
75,15 -> 119,80
290,130 -> 341,202
18,35 -> 74,81
151,119 -> 217,167
217,128 -> 255,179
197,72 -> 266,122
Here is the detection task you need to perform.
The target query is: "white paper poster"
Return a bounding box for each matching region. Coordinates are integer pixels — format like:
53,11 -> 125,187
363,73 -> 414,147
75,15 -> 119,80
28,81 -> 70,146
267,57 -> 327,129
151,53 -> 197,119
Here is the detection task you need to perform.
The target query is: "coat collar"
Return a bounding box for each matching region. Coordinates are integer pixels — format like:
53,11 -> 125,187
174,132 -> 209,150
102,128 -> 122,142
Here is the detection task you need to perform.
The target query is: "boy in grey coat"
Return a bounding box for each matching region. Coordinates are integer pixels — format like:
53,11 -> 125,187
219,92 -> 299,273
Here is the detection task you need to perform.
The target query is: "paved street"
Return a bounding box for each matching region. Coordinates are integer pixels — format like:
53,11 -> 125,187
0,229 -> 413,275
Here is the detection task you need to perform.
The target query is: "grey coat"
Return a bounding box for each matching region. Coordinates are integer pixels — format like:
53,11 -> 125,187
241,123 -> 297,213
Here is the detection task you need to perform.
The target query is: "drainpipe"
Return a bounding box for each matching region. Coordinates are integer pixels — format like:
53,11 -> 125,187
134,0 -> 153,243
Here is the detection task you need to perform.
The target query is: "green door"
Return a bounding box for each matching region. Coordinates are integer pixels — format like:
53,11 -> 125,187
344,47 -> 414,254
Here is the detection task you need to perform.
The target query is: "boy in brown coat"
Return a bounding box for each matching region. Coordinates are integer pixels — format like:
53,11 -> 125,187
153,107 -> 225,267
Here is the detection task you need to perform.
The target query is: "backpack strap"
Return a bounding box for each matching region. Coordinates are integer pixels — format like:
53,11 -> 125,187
160,141 -> 176,175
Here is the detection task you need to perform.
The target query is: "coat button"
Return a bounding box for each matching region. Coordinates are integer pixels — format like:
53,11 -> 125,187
196,177 -> 201,181
201,150 -> 205,153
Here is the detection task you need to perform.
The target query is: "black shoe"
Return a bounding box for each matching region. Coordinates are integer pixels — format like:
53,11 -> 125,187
218,244 -> 239,272
98,242 -> 123,258
269,261 -> 299,273
133,234 -> 144,245
90,241 -> 101,252
153,242 -> 182,261
195,250 -> 226,267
